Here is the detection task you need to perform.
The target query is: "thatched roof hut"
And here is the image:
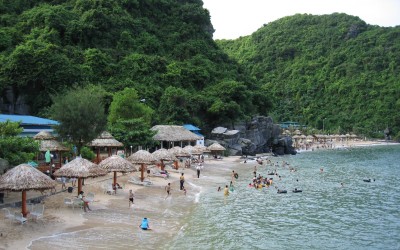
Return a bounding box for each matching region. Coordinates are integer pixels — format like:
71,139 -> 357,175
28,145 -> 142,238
99,155 -> 137,186
207,142 -> 226,151
152,148 -> 176,170
33,131 -> 55,140
127,150 -> 155,182
54,157 -> 107,195
0,163 -> 57,217
152,148 -> 176,162
88,131 -> 124,147
193,144 -> 210,153
151,125 -> 201,148
88,131 -> 124,163
99,155 -> 137,172
169,146 -> 190,157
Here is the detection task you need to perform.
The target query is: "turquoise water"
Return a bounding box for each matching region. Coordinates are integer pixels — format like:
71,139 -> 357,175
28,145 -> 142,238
166,145 -> 400,250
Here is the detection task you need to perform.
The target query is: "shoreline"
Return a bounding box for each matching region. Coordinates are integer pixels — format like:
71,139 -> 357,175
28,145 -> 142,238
1,141 -> 398,249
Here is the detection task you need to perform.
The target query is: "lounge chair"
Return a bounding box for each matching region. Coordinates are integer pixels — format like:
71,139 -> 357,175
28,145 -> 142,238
14,212 -> 27,224
128,176 -> 152,186
2,208 -> 15,224
73,198 -> 84,210
86,192 -> 95,202
30,204 -> 44,221
64,198 -> 74,208
148,168 -> 169,179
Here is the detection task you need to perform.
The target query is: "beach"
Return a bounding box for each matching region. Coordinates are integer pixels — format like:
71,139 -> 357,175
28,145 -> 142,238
0,139 -> 398,250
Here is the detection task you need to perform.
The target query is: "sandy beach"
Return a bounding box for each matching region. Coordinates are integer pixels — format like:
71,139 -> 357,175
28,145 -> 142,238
0,139 -> 397,250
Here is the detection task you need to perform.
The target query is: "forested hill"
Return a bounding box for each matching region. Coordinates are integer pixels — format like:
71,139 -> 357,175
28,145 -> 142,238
217,13 -> 400,137
0,0 -> 269,130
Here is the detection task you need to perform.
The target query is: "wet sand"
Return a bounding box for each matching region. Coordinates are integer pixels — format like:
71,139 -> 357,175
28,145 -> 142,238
0,158 -> 239,250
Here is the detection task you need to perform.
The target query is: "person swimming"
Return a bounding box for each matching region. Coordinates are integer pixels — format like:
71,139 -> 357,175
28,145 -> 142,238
292,188 -> 302,193
224,185 -> 229,196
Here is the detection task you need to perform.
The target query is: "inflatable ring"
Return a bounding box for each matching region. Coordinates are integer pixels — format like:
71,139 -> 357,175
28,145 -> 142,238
234,173 -> 239,179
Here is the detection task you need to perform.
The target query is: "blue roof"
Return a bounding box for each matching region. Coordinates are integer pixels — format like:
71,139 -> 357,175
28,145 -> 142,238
192,131 -> 204,137
183,124 -> 201,131
0,114 -> 59,125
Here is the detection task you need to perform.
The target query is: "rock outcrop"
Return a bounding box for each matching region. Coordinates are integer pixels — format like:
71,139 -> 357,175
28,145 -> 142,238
208,116 -> 296,156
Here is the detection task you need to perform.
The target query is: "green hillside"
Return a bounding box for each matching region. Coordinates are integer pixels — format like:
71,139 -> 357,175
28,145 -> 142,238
217,13 -> 400,137
0,0 -> 269,131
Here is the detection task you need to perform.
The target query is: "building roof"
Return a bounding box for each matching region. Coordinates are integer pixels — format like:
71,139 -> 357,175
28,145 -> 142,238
151,125 -> 202,142
0,114 -> 59,125
183,124 -> 201,131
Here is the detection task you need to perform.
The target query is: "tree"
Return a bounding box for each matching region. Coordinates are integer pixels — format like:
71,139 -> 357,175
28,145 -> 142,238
0,121 -> 39,166
109,118 -> 158,151
49,86 -> 107,155
108,87 -> 154,125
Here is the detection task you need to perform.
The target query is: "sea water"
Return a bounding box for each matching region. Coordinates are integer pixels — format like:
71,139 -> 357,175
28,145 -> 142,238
166,145 -> 400,250
29,145 -> 400,250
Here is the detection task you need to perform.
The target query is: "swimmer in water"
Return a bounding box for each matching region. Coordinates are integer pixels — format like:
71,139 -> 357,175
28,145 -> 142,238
224,185 -> 229,196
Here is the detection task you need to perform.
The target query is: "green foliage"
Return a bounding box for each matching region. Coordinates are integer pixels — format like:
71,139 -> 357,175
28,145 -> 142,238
108,118 -> 158,150
218,13 -> 400,137
0,0 -> 265,131
0,121 -> 39,165
49,85 -> 107,155
80,146 -> 95,161
108,87 -> 154,125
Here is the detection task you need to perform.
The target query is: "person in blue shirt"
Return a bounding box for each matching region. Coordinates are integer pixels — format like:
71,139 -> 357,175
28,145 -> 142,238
139,218 -> 150,230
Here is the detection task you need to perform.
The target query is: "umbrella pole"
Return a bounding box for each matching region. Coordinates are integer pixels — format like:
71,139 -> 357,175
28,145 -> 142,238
141,163 -> 144,182
22,191 -> 28,217
113,171 -> 117,186
161,160 -> 165,171
96,148 -> 100,164
78,178 -> 82,196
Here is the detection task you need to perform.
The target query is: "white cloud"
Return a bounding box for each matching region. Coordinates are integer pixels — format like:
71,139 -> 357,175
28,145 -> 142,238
202,0 -> 400,39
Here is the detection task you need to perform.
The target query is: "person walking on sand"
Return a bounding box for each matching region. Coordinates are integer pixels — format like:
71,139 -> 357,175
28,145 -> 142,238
165,183 -> 171,199
196,163 -> 202,178
180,173 -> 185,190
129,190 -> 134,207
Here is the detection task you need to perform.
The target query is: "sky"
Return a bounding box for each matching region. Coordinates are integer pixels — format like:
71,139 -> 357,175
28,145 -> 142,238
202,0 -> 400,40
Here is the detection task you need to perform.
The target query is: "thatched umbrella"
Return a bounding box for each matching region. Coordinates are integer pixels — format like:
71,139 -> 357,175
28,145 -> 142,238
0,163 -> 57,217
88,131 -> 124,163
99,155 -> 137,186
127,150 -> 155,182
193,144 -> 210,153
207,142 -> 226,158
54,157 -> 107,196
34,131 -> 69,169
152,148 -> 176,170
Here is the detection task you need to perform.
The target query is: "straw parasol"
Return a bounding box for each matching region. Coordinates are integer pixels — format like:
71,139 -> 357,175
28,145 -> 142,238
152,148 -> 176,170
127,150 -> 156,182
169,146 -> 190,157
193,144 -> 210,153
0,163 -> 57,217
99,155 -> 137,187
88,131 -> 124,163
207,142 -> 226,151
54,157 -> 107,196
207,142 -> 226,158
183,145 -> 194,154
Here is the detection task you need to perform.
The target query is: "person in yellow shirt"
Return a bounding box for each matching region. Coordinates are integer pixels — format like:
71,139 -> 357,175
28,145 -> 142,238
224,185 -> 229,196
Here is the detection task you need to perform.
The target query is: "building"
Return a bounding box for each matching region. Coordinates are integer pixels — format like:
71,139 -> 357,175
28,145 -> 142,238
183,124 -> 205,146
0,114 -> 59,137
151,125 -> 202,149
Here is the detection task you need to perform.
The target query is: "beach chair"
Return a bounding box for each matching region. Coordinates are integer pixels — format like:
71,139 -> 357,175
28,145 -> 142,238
106,184 -> 115,195
30,204 -> 44,221
64,198 -> 74,208
86,192 -> 95,202
2,208 -> 15,224
128,176 -> 152,186
73,198 -> 84,210
14,212 -> 27,224
149,168 -> 169,179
